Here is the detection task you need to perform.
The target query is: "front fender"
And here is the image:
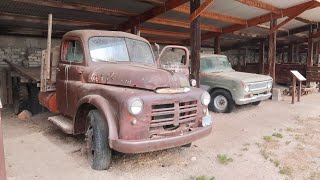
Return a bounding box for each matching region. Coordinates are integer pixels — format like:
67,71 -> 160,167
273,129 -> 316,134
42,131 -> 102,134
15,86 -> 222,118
74,95 -> 118,147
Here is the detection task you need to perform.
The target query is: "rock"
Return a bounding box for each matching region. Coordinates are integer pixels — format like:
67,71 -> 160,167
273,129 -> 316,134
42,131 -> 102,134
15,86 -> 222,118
17,110 -> 32,120
272,88 -> 282,101
191,157 -> 197,161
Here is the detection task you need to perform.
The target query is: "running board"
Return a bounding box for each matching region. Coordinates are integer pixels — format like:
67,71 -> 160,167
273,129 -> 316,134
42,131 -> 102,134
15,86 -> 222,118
48,115 -> 73,134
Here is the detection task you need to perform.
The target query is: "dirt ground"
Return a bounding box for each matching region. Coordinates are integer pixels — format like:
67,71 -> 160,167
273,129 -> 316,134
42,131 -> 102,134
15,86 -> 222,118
2,91 -> 320,180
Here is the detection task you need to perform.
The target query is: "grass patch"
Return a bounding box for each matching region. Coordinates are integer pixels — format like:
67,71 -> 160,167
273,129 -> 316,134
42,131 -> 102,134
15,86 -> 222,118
263,136 -> 273,142
286,128 -> 293,132
260,149 -> 269,160
272,133 -> 283,138
188,176 -> 215,180
216,154 -> 233,165
273,160 -> 280,167
241,147 -> 249,151
285,141 -> 291,145
279,166 -> 293,176
243,143 -> 250,146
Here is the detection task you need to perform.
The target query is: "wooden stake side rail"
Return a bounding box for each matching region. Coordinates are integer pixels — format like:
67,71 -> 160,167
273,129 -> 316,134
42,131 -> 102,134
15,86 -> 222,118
3,59 -> 41,82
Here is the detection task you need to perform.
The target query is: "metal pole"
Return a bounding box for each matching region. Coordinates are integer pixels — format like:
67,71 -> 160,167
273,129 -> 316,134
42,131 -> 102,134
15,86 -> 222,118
46,14 -> 52,79
0,100 -> 6,180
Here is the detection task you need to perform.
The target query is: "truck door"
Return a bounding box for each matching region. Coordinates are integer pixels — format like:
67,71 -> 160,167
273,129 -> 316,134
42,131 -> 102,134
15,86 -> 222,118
56,38 -> 85,116
157,45 -> 190,78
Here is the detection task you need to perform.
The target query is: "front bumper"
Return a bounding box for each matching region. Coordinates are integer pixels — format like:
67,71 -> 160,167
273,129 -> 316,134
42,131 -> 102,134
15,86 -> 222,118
111,125 -> 212,154
235,92 -> 272,105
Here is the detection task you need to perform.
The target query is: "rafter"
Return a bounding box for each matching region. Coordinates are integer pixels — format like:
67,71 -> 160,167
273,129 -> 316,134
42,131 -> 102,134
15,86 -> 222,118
118,0 -> 189,31
173,5 -> 247,25
0,12 -> 112,28
189,0 -> 214,22
147,17 -> 221,32
295,17 -> 317,24
12,0 -> 136,17
215,0 -> 320,39
269,2 -> 315,33
140,28 -> 190,38
236,0 -> 282,14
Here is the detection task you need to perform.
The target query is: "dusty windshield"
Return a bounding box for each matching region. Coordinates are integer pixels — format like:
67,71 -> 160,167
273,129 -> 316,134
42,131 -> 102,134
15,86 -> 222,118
200,56 -> 233,72
89,37 -> 154,64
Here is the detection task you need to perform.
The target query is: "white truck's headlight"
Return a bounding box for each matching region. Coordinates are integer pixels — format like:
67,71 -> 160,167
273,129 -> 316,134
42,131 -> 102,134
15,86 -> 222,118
190,79 -> 197,87
201,92 -> 211,106
244,84 -> 250,92
128,98 -> 143,115
267,81 -> 273,89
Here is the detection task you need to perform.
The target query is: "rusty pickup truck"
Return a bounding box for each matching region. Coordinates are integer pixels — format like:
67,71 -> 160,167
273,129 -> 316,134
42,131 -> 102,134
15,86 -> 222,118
6,30 -> 213,170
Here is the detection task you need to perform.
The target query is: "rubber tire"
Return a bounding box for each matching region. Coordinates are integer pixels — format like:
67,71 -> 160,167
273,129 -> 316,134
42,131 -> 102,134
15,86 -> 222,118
252,101 -> 261,106
86,110 -> 112,170
12,82 -> 29,115
209,89 -> 235,113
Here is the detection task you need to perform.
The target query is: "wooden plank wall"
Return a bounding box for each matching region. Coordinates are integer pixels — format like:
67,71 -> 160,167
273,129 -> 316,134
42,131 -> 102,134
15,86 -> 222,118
0,68 -> 13,106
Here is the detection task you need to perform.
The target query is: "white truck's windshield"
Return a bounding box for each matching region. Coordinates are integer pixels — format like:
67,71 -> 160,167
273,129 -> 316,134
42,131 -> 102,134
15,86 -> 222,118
89,37 -> 154,64
200,56 -> 233,72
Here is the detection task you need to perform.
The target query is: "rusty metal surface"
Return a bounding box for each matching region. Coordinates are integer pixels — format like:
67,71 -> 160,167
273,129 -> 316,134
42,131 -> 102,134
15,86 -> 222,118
4,59 -> 41,82
49,30 -> 212,153
0,100 -> 6,180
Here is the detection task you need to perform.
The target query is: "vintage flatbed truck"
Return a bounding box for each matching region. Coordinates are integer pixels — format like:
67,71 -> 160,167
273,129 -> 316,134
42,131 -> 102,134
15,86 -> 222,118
5,30 -> 213,170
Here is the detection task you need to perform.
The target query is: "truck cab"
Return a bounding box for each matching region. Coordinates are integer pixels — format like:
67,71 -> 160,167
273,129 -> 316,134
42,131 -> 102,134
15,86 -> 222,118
38,30 -> 212,170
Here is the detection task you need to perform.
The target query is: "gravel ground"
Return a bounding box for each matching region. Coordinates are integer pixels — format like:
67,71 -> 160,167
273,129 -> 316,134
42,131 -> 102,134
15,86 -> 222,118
2,92 -> 320,180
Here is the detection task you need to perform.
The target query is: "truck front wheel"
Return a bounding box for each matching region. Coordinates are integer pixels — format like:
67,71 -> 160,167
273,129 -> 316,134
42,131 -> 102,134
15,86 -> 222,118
86,110 -> 112,170
209,89 -> 234,113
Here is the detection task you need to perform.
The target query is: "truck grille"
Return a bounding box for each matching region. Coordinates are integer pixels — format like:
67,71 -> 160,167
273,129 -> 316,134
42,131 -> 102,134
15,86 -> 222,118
248,81 -> 268,91
150,100 -> 197,128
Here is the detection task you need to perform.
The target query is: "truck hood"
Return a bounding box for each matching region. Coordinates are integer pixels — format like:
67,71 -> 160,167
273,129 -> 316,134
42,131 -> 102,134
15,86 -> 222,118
85,63 -> 190,91
203,70 -> 272,83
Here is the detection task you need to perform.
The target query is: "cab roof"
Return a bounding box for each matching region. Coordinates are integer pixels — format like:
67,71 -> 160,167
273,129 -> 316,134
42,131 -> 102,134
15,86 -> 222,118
63,30 -> 150,43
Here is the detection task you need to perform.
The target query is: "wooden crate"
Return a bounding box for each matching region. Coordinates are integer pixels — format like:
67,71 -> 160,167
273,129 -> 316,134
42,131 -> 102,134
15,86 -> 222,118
0,68 -> 13,106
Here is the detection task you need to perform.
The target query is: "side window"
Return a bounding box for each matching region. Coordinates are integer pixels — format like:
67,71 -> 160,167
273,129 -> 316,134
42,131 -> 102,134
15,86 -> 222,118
64,40 -> 84,63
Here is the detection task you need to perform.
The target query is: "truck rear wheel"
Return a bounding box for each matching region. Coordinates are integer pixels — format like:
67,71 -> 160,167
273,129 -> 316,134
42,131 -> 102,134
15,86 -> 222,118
209,89 -> 234,113
86,110 -> 112,170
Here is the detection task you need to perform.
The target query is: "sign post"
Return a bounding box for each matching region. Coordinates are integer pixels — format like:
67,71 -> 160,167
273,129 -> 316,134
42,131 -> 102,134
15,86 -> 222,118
290,70 -> 307,104
0,100 -> 6,180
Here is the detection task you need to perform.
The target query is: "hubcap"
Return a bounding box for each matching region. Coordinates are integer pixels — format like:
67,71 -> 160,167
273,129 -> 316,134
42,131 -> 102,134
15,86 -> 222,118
214,95 -> 228,111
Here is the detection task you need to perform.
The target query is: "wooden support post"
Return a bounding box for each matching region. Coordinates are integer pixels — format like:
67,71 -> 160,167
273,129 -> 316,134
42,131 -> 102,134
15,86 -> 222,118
243,48 -> 247,66
315,41 -> 319,64
190,0 -> 201,87
298,81 -> 301,102
292,77 -> 296,104
268,17 -> 277,84
131,25 -> 140,36
307,26 -> 315,67
0,101 -> 6,180
214,35 -> 221,54
259,40 -> 265,74
295,44 -> 300,63
288,44 -> 294,63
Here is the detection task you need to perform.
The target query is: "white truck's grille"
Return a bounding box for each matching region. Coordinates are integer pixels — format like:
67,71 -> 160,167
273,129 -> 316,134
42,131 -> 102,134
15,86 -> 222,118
248,81 -> 268,91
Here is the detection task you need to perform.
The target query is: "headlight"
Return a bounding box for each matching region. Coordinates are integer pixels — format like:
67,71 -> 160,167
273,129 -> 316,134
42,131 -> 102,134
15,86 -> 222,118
201,92 -> 211,106
267,81 -> 273,89
244,84 -> 250,92
128,98 -> 143,115
190,79 -> 197,87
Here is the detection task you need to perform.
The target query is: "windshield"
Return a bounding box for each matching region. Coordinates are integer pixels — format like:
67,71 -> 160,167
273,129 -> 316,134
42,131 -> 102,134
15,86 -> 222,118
89,37 -> 154,64
200,56 -> 233,72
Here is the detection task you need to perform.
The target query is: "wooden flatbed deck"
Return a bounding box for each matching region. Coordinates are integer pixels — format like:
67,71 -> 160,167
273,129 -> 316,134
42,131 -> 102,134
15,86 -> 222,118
4,59 -> 41,82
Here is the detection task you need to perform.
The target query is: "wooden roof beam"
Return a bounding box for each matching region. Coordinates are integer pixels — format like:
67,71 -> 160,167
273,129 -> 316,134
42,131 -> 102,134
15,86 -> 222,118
140,28 -> 190,38
189,0 -> 214,22
173,6 -> 247,25
295,17 -> 318,24
0,12 -> 112,28
218,0 -> 320,37
236,0 -> 282,14
147,17 -> 222,32
118,0 -> 189,31
269,2 -> 315,33
12,0 -> 136,17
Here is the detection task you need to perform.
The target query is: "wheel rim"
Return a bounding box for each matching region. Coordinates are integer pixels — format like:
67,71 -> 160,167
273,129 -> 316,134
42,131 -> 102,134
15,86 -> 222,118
86,126 -> 95,165
214,95 -> 228,111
